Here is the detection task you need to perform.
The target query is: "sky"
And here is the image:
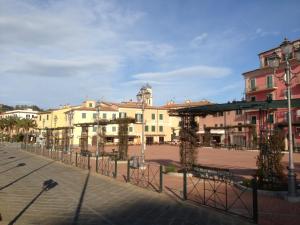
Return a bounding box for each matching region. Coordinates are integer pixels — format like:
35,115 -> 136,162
1,0 -> 300,109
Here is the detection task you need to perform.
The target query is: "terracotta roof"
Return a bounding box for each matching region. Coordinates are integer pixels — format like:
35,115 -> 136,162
160,100 -> 211,109
258,38 -> 300,56
65,107 -> 97,113
99,105 -> 118,112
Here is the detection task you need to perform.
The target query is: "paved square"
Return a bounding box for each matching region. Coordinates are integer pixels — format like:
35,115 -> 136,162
0,144 -> 251,225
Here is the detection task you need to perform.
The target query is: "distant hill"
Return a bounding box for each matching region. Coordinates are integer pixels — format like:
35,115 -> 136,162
0,104 -> 43,112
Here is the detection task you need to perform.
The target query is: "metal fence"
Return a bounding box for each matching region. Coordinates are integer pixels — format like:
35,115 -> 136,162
127,158 -> 163,193
183,168 -> 258,223
96,154 -> 117,178
19,144 -> 258,223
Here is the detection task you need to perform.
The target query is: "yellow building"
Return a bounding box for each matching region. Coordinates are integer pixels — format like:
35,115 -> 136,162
34,86 -> 210,150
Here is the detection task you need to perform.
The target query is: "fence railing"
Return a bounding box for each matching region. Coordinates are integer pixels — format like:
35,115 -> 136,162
127,159 -> 163,193
183,168 -> 258,223
19,144 -> 258,223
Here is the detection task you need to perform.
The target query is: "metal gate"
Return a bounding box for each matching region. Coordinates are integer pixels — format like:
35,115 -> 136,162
75,153 -> 90,170
183,166 -> 258,223
96,154 -> 116,177
127,158 -> 163,192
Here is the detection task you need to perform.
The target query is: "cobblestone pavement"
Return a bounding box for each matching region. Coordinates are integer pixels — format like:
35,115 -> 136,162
0,144 -> 253,225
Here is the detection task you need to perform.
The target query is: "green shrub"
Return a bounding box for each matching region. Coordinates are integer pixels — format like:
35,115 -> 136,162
164,164 -> 177,173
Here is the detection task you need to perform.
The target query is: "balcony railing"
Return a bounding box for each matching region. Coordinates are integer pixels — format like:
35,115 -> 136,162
246,84 -> 277,93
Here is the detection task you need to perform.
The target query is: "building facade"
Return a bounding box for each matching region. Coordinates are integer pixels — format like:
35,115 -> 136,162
243,38 -> 300,148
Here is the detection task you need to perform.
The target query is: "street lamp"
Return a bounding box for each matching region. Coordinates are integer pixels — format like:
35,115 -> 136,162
268,38 -> 300,197
67,111 -> 74,153
136,86 -> 151,165
96,103 -> 100,157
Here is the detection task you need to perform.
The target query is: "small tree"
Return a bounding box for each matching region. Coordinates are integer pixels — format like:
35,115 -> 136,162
116,118 -> 135,160
256,129 -> 285,189
179,116 -> 198,169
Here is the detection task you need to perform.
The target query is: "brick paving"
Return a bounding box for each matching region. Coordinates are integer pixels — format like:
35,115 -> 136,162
0,144 -> 251,225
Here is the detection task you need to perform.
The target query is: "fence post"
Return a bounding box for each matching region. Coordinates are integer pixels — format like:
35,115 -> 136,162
252,177 -> 258,224
114,158 -> 118,178
127,160 -> 130,182
88,155 -> 90,170
96,155 -> 99,173
159,165 -> 163,193
75,152 -> 78,167
183,169 -> 187,200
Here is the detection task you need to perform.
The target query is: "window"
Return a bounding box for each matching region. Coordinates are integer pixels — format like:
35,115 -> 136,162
284,90 -> 288,99
215,124 -> 218,127
129,127 -> 133,132
135,113 -> 143,123
159,126 -> 163,132
119,112 -> 127,118
218,112 -> 223,117
39,115 -> 41,121
220,124 -> 223,127
284,112 -> 288,121
26,114 -> 30,119
250,78 -> 256,91
93,126 -> 97,132
112,113 -> 116,120
102,126 -> 106,132
159,114 -> 163,120
238,123 -> 242,131
250,96 -> 256,102
102,113 -> 107,119
89,103 -> 93,107
236,109 -> 242,115
251,116 -> 256,124
47,115 -> 49,120
267,75 -> 273,88
266,93 -> 273,101
145,125 -> 149,132
152,113 -> 155,120
82,113 -> 86,119
296,127 -> 300,137
268,114 -> 274,123
93,113 -> 97,119
112,126 -> 116,132
151,126 -> 155,132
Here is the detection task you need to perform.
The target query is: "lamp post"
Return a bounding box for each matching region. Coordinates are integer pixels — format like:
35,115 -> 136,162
268,38 -> 300,197
96,104 -> 100,157
67,111 -> 73,153
136,86 -> 151,165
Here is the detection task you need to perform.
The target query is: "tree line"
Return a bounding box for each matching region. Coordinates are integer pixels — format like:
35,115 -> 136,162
0,117 -> 36,142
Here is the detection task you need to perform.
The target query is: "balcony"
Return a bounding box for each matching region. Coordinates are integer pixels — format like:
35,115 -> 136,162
246,85 -> 277,94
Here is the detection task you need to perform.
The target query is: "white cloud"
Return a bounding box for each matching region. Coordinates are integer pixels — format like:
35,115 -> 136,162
126,41 -> 174,59
132,65 -> 231,81
190,33 -> 208,48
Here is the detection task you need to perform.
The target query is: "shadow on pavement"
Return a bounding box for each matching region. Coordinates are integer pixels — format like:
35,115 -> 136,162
0,161 -> 55,191
8,179 -> 58,225
0,156 -> 33,167
0,163 -> 26,175
72,170 -> 90,225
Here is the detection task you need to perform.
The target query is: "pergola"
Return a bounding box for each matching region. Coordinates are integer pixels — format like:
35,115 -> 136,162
170,99 -> 300,149
74,118 -> 135,154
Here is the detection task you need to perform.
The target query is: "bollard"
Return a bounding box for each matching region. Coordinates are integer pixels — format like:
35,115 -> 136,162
159,165 -> 163,193
183,169 -> 187,200
127,160 -> 130,182
96,155 -> 99,173
88,155 -> 90,170
114,158 -> 118,178
75,152 -> 78,167
252,177 -> 258,224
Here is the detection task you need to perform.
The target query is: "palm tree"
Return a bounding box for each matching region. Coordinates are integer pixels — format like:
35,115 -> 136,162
18,118 -> 37,144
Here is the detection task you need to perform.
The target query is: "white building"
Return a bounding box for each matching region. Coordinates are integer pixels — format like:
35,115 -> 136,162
0,108 -> 39,119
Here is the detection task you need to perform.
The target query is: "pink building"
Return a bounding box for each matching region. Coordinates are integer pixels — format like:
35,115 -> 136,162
243,38 -> 300,148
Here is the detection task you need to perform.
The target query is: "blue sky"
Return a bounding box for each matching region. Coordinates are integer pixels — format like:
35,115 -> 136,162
0,0 -> 300,108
